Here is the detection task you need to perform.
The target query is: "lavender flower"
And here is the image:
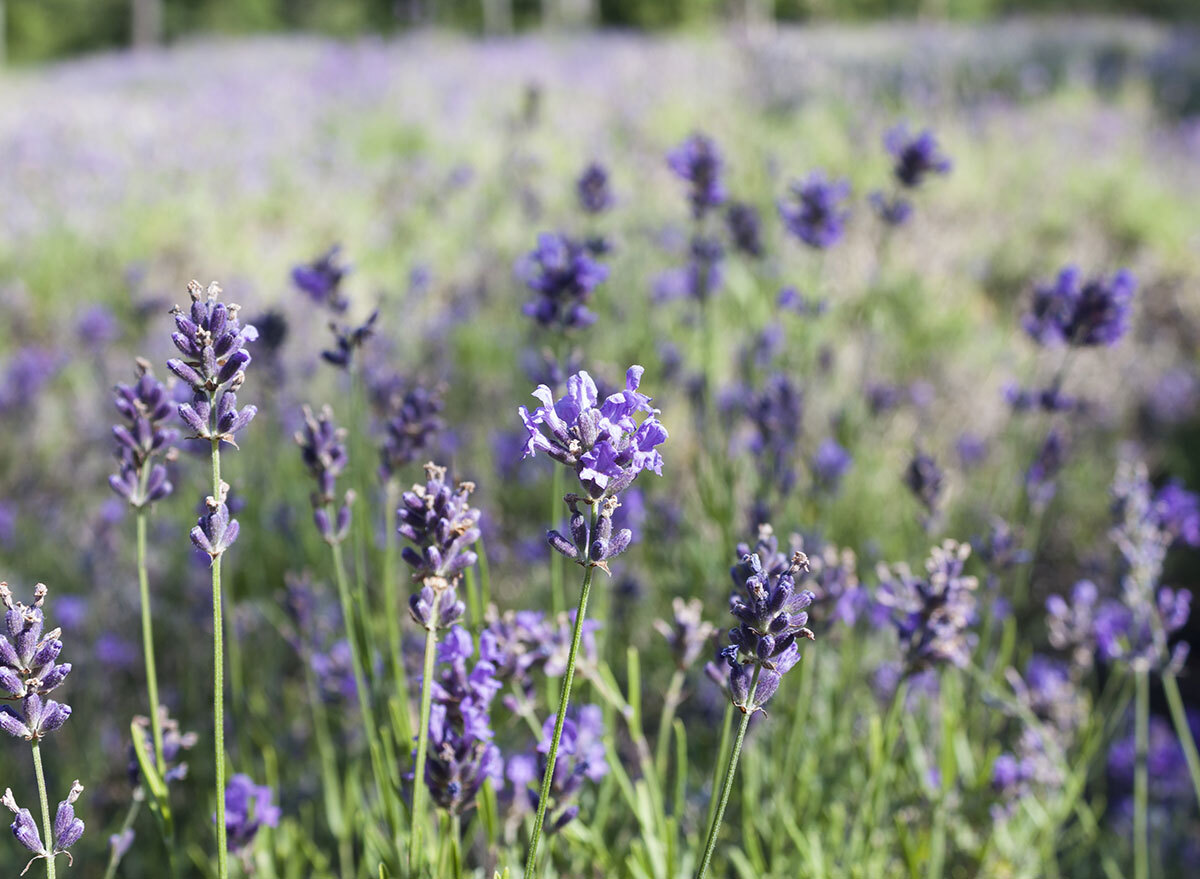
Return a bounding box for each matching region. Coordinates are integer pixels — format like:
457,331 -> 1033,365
3,781 -> 84,870
576,163 -> 612,214
322,310 -> 379,368
1046,580 -> 1100,669
421,626 -> 503,814
1022,266 -> 1136,347
654,597 -> 717,671
292,245 -> 350,313
219,775 -> 280,854
0,348 -> 63,415
0,584 -> 72,740
778,172 -> 851,250
517,232 -> 608,330
869,191 -> 913,227
1153,482 -> 1200,547
128,708 -> 197,786
726,201 -> 764,258
295,405 -> 355,546
1026,429 -> 1068,510
741,373 -> 803,495
399,463 -> 478,630
109,360 -> 177,509
519,366 -> 667,501
189,488 -> 240,561
875,541 -> 979,673
884,126 -> 952,188
378,384 -> 444,479
777,286 -> 827,316
545,494 -> 634,572
812,438 -> 852,492
667,134 -> 726,218
904,451 -> 944,521
524,705 -> 608,833
1003,382 -> 1079,414
711,525 -> 815,714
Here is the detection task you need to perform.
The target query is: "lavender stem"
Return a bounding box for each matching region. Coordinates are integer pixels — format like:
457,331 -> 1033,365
524,504 -> 599,879
1162,672 -> 1200,810
30,740 -> 55,879
1134,668 -> 1148,879
409,624 -> 438,871
136,509 -> 167,774
694,665 -> 759,879
210,438 -> 228,879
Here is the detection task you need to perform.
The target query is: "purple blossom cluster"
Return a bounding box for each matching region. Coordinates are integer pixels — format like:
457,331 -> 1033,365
778,172 -> 851,249
1022,266 -> 1137,347
0,584 -> 73,740
667,134 -> 726,219
400,463 -> 479,629
108,362 -> 178,509
517,232 -> 609,330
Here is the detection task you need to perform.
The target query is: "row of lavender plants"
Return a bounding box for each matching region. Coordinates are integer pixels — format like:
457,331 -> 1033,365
1,66 -> 1198,878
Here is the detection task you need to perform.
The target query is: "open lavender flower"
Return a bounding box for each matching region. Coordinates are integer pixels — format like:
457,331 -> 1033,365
0,584 -> 72,740
778,172 -> 851,250
667,133 -> 726,218
292,245 -> 350,313
885,126 -> 952,188
378,383 -> 444,480
711,525 -> 816,715
219,775 -> 280,854
295,405 -> 355,546
3,781 -> 84,870
524,705 -> 608,834
875,541 -> 979,673
516,232 -> 608,330
109,360 -> 177,509
421,627 -> 503,815
322,309 -> 379,368
519,366 -> 667,501
1022,266 -> 1136,347
168,280 -> 257,446
726,201 -> 764,258
576,163 -> 612,214
399,463 -> 478,630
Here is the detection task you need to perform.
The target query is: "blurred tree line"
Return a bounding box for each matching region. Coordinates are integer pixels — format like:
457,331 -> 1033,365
0,0 -> 1197,64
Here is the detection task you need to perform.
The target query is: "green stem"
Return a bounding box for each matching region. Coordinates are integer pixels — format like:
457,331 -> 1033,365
210,438 -> 229,879
705,702 -> 735,833
136,510 -> 167,775
1134,668 -> 1149,879
31,740 -> 56,879
410,625 -> 439,872
694,666 -> 760,879
524,507 -> 599,879
382,480 -> 411,715
1162,672 -> 1200,810
654,669 -> 686,780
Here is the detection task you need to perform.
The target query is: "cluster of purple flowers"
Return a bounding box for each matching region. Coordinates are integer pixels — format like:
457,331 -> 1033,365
710,525 -> 816,714
725,201 -> 764,258
108,361 -> 177,508
875,541 -> 979,673
904,450 -> 944,522
519,366 -> 667,502
220,775 -> 280,854
0,583 -> 84,871
322,309 -> 379,368
377,383 -> 444,479
282,575 -> 357,702
421,627 -> 503,814
576,163 -> 613,215
1023,266 -> 1137,347
667,134 -> 726,218
778,172 -> 851,249
870,126 -> 952,226
292,245 -> 351,313
399,463 -> 480,629
128,708 -> 197,787
523,706 -> 608,834
517,232 -> 609,330
295,405 -> 355,546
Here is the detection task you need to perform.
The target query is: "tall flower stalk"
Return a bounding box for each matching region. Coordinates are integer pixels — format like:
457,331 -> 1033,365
517,366 -> 667,877
168,280 -> 257,876
108,361 -> 177,780
398,463 -> 479,870
696,531 -> 815,879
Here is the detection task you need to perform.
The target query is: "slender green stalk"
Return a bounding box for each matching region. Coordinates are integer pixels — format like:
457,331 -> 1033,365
654,669 -> 686,779
524,506 -> 599,879
549,466 -> 565,615
381,479 -> 413,717
410,625 -> 439,871
31,740 -> 56,879
210,438 -> 229,879
695,666 -> 760,879
1163,672 -> 1200,809
101,798 -> 141,879
136,510 -> 166,773
1133,668 -> 1149,879
705,701 -> 735,833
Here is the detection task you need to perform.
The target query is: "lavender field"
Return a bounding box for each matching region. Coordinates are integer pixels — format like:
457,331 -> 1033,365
1,20 -> 1200,879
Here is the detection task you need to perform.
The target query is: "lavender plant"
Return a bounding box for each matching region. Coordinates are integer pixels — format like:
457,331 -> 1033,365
0,583 -> 83,879
167,280 -> 256,875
